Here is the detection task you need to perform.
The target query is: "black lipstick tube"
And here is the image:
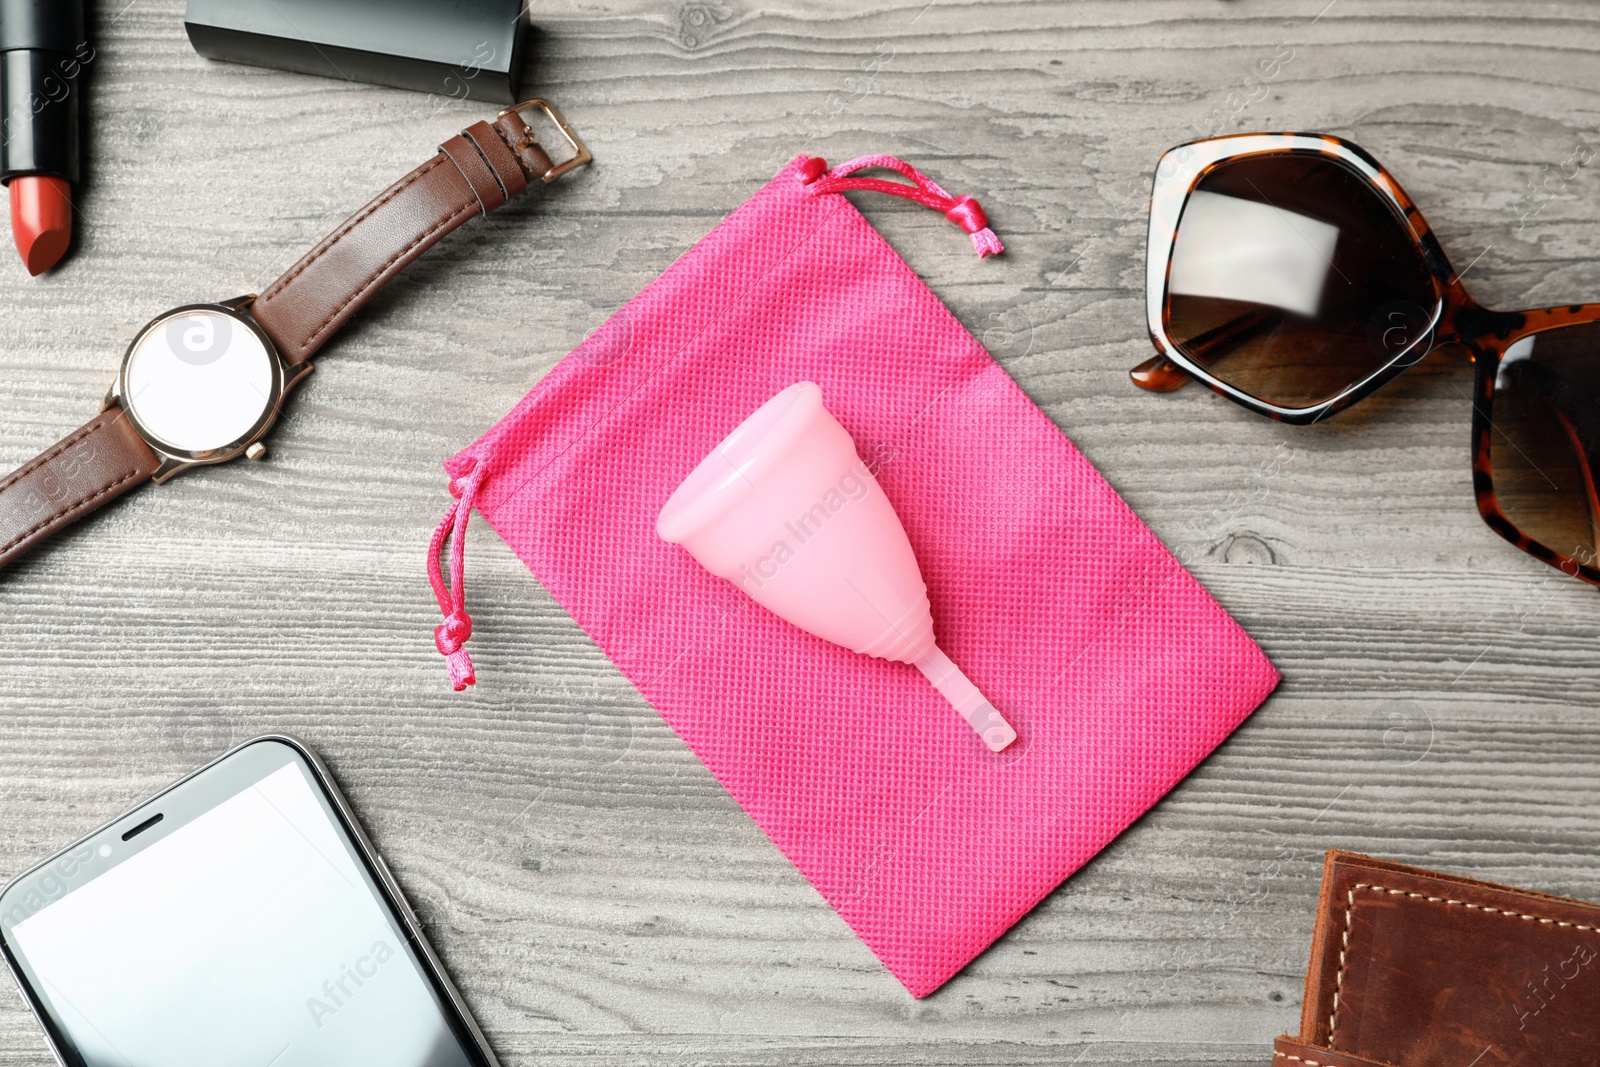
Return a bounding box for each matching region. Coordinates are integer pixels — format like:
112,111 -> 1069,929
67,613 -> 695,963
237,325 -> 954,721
0,0 -> 87,185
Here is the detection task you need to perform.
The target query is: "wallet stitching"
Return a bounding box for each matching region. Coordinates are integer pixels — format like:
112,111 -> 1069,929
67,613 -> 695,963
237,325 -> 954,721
1328,886 -> 1357,1047
1326,880 -> 1599,1049
1273,1054 -> 1328,1067
259,155 -> 449,304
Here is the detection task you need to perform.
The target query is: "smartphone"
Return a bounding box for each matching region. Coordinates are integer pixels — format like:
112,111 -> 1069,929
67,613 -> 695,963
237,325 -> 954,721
0,735 -> 499,1067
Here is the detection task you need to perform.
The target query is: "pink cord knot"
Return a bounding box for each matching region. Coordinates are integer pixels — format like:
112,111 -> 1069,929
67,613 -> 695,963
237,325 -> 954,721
434,610 -> 476,692
943,195 -> 988,233
942,195 -> 1004,258
796,156 -> 828,184
434,610 -> 472,655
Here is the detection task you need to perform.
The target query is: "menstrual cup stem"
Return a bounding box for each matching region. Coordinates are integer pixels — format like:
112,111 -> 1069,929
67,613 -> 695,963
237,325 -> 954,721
915,646 -> 1018,752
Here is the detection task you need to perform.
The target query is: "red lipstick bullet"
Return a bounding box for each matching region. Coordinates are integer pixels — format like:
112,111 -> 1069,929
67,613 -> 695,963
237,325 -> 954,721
9,176 -> 72,276
2,0 -> 88,276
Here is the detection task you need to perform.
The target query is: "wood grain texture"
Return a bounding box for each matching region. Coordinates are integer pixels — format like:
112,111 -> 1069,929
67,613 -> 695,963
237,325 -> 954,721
3,1 -> 1600,1063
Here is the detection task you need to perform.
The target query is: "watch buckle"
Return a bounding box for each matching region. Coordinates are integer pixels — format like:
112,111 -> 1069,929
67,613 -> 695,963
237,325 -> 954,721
496,98 -> 592,183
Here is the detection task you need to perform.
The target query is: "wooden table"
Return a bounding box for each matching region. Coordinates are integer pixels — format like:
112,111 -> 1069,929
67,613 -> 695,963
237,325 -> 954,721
3,2 -> 1598,1063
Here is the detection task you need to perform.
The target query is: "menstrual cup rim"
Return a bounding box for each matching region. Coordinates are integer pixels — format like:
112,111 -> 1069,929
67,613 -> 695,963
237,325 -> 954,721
656,381 -> 826,546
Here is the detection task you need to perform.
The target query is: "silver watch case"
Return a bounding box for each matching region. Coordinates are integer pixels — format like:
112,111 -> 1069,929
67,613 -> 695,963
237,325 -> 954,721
102,296 -> 314,484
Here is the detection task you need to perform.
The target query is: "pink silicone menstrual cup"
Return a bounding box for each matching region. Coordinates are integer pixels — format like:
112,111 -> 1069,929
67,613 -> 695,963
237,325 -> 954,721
656,382 -> 1017,752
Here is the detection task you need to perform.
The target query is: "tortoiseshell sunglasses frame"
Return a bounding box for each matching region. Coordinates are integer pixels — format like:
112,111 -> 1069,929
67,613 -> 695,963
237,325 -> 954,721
1134,132 -> 1600,587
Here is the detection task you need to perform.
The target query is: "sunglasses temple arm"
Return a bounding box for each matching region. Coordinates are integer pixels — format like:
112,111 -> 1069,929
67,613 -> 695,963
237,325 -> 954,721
1540,383 -> 1600,550
1130,307 -> 1283,392
1130,353 -> 1190,391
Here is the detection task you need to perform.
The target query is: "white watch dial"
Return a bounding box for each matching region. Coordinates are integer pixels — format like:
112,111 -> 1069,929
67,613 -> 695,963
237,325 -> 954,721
123,309 -> 276,454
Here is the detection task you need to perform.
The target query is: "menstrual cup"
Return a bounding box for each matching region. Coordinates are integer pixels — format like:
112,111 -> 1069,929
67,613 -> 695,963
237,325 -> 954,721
656,381 -> 1018,752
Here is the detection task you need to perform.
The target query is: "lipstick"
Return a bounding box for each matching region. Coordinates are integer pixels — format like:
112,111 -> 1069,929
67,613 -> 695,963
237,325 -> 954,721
1,0 -> 88,276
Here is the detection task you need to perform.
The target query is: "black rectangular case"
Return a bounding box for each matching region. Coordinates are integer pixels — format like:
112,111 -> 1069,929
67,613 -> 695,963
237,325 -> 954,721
184,0 -> 530,104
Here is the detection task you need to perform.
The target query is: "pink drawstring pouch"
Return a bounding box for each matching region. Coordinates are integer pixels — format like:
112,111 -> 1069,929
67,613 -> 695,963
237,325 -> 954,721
427,154 -> 1280,997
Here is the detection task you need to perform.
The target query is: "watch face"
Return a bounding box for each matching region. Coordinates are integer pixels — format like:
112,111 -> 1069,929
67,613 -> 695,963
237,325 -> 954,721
123,308 -> 278,455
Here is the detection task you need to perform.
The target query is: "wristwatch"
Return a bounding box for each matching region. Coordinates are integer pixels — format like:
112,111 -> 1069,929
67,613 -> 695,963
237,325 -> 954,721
0,99 -> 589,572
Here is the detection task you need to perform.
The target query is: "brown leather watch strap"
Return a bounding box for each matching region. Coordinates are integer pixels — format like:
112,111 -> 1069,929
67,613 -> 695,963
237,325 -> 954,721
250,113 -> 555,364
0,105 -> 583,573
0,406 -> 161,570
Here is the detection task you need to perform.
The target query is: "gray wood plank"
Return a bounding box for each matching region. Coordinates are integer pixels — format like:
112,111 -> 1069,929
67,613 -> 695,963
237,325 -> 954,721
3,1 -> 1600,1064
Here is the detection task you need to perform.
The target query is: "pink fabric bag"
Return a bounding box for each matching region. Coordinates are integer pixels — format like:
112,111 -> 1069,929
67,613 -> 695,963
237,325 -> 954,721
426,153 -> 1280,997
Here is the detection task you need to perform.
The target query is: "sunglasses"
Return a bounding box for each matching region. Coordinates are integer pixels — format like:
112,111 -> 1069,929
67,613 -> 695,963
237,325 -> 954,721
1133,133 -> 1600,587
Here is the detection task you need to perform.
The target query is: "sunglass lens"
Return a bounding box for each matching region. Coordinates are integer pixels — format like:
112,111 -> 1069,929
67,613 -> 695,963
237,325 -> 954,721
1488,323 -> 1600,569
1165,153 -> 1438,409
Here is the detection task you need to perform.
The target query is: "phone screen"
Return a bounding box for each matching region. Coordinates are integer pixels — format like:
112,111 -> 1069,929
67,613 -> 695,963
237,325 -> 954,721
0,740 -> 486,1067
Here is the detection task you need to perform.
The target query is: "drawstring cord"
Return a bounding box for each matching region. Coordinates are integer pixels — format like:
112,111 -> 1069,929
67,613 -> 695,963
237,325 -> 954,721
428,459 -> 483,691
797,155 -> 1004,258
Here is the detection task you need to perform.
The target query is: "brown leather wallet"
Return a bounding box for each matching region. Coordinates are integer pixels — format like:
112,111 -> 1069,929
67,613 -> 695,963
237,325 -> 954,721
0,100 -> 589,572
1273,850 -> 1600,1067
